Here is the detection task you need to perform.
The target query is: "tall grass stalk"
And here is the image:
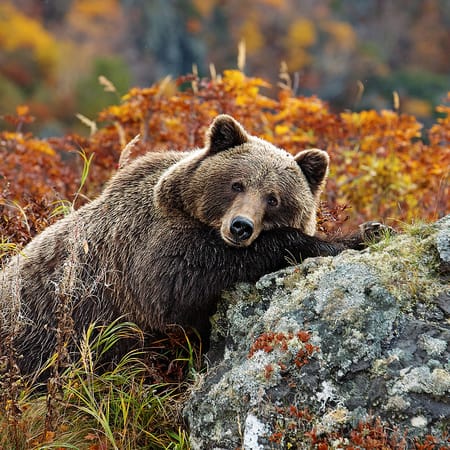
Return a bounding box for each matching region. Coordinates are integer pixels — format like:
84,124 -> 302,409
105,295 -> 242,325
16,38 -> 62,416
1,321 -> 193,449
64,321 -> 191,449
51,149 -> 94,217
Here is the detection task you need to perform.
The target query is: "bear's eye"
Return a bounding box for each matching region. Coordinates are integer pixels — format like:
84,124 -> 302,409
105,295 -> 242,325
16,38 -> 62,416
267,195 -> 279,207
231,182 -> 244,193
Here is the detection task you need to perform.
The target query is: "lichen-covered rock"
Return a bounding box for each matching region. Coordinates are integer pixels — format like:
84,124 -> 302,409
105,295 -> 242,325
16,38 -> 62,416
437,215 -> 450,275
185,216 -> 450,449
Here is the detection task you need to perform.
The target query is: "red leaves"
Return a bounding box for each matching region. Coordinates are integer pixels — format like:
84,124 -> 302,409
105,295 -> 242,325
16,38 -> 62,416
81,73 -> 450,226
248,330 -> 319,372
1,72 -> 449,259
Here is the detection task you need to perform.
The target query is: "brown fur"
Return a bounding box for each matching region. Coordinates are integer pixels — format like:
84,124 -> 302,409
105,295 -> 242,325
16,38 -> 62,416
0,115 -> 371,374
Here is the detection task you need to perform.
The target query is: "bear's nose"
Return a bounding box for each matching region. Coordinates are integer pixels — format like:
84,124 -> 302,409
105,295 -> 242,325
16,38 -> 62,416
230,216 -> 254,242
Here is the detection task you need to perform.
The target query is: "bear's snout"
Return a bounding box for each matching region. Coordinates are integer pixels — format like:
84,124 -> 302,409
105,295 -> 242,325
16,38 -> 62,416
230,216 -> 254,243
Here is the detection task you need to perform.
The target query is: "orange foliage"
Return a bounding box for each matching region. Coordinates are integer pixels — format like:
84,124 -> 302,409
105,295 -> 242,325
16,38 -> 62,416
0,106 -> 82,202
93,70 -> 449,224
1,71 -> 449,255
306,417 -> 408,449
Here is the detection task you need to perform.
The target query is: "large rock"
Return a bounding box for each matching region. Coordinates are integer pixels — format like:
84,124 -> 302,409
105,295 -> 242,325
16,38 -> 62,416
185,216 -> 450,449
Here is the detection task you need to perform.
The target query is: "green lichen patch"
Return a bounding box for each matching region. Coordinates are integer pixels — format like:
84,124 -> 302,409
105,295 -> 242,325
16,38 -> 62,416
366,225 -> 446,310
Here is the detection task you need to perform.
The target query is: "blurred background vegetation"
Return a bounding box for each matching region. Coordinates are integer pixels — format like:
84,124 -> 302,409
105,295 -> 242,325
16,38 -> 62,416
1,0 -> 449,136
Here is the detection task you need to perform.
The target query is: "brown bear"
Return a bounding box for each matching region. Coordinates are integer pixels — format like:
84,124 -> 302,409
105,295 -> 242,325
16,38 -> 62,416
0,115 -> 381,375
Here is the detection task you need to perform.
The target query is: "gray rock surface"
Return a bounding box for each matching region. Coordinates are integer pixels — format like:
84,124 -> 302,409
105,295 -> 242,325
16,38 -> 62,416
185,216 -> 450,449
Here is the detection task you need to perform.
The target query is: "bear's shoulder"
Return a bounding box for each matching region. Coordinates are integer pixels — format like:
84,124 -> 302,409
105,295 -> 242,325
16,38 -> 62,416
124,150 -> 188,177
104,150 -> 188,194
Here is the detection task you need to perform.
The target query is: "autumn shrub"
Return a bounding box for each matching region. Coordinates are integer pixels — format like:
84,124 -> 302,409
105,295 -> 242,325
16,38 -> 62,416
1,71 -> 448,258
94,70 -> 448,226
0,107 -> 81,193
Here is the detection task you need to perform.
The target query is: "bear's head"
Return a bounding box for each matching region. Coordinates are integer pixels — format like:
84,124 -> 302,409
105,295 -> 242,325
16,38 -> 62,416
154,115 -> 329,247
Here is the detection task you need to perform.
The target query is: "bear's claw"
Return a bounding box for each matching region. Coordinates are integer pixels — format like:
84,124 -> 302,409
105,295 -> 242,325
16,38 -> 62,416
359,221 -> 396,242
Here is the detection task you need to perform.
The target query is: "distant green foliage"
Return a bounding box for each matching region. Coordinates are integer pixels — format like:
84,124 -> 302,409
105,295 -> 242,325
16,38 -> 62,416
76,57 -> 131,121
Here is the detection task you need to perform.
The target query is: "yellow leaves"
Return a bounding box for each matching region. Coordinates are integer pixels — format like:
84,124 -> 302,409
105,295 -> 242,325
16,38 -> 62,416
235,87 -> 259,106
2,137 -> 54,163
325,101 -> 447,221
2,71 -> 449,230
284,18 -> 316,70
16,105 -> 30,117
274,124 -> 315,144
340,152 -> 420,221
0,1 -> 59,70
275,95 -> 327,119
341,110 -> 379,128
341,109 -> 422,146
164,117 -> 182,131
223,70 -> 271,89
222,70 -> 274,108
106,105 -> 124,117
240,21 -> 265,53
223,70 -> 245,86
275,124 -> 290,135
340,111 -> 360,127
103,103 -> 143,123
1,131 -> 21,141
287,18 -> 317,48
27,140 -> 56,157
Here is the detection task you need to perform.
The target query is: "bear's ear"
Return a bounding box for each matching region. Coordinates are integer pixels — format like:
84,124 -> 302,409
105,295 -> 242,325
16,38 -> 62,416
294,149 -> 329,194
206,114 -> 248,154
